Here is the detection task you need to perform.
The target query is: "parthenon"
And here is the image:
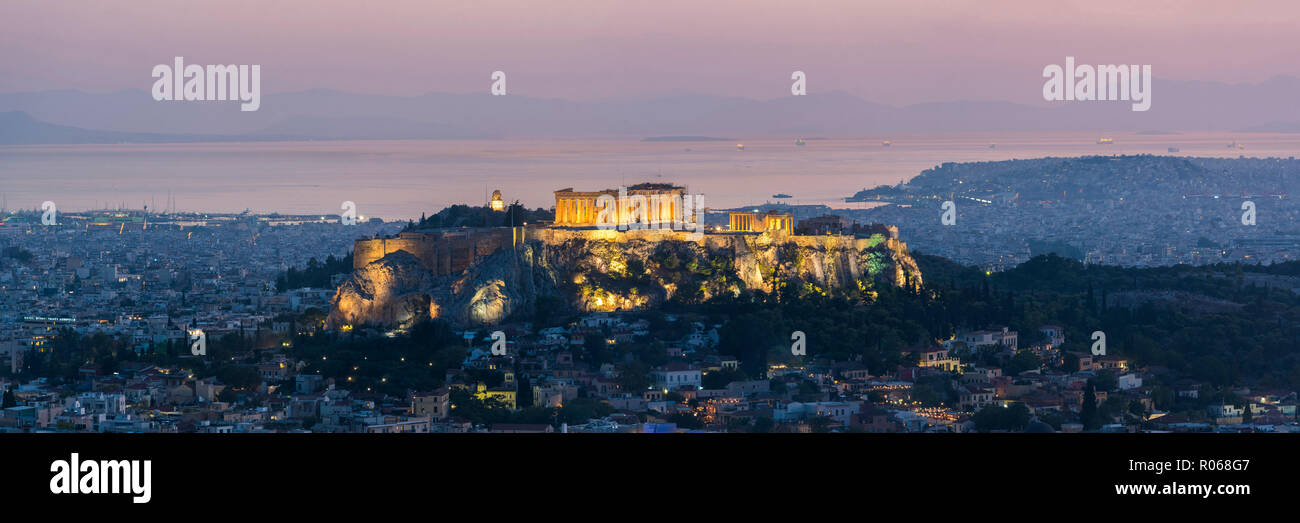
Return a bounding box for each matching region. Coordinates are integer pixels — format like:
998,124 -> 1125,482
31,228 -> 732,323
553,182 -> 691,227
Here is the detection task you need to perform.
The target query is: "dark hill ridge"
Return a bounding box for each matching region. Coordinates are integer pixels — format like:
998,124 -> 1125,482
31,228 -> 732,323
852,154 -> 1298,202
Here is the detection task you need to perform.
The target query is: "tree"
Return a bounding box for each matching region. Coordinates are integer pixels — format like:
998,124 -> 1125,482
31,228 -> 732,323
1061,352 -> 1080,373
618,362 -> 650,394
217,387 -> 239,404
1128,399 -> 1146,419
769,378 -> 788,395
1004,350 -> 1041,376
702,368 -> 746,390
1081,382 -> 1100,431
1100,396 -> 1127,422
972,402 -> 1031,432
1,387 -> 15,409
1092,370 -> 1118,392
558,398 -> 615,425
911,382 -> 943,407
216,365 -> 263,392
503,200 -> 527,227
1151,385 -> 1175,410
582,333 -> 613,367
667,412 -> 703,429
515,374 -> 534,409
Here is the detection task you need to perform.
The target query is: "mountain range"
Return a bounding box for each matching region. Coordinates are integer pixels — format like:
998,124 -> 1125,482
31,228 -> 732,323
2,76 -> 1299,144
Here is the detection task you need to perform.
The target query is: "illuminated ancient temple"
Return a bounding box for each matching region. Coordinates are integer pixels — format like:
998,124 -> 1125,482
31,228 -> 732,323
728,210 -> 794,234
553,183 -> 690,227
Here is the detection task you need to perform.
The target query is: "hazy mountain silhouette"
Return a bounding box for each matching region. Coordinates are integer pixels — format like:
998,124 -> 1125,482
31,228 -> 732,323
1237,121 -> 1300,133
1,76 -> 1298,144
0,110 -> 233,144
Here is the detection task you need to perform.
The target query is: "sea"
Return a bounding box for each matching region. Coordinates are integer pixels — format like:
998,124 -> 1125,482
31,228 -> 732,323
3,131 -> 1299,221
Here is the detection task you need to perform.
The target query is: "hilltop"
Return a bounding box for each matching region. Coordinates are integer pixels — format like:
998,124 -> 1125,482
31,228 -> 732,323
329,226 -> 921,328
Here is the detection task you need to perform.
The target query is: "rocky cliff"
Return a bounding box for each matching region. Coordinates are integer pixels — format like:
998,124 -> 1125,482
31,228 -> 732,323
328,231 -> 922,328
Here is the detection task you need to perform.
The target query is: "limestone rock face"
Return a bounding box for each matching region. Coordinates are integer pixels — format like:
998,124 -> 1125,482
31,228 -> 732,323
442,242 -> 559,325
328,250 -> 438,328
329,232 -> 922,328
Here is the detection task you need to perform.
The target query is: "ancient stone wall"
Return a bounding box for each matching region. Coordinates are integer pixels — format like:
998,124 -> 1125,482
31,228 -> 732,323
352,226 -> 917,285
353,228 -> 517,275
336,225 -> 923,327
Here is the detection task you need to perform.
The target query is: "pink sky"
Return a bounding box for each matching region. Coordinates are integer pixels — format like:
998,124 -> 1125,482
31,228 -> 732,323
1,0 -> 1295,105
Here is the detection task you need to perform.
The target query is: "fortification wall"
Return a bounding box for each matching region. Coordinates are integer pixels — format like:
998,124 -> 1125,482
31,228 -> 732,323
335,224 -> 923,327
353,226 -> 909,279
353,237 -> 438,271
353,228 -> 517,275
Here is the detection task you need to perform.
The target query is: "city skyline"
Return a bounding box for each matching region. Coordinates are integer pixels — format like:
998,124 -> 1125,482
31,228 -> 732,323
5,0 -> 1298,511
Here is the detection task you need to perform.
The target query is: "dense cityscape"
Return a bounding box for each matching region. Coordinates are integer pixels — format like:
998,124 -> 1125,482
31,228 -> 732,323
8,0 -> 1299,510
849,155 -> 1300,270
3,157 -> 1297,434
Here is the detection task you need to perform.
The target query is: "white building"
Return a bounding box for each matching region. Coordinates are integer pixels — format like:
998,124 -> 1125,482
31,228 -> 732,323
1117,373 -> 1143,390
652,363 -> 701,390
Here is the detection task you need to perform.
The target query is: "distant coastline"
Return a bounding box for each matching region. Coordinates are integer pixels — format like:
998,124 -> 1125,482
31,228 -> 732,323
641,136 -> 733,142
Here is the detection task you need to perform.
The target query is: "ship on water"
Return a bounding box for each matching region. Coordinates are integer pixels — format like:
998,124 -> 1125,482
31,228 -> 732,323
989,143 -> 996,149
795,138 -> 806,146
1097,138 -> 1114,145
1228,141 -> 1245,149
736,143 -> 745,151
772,193 -> 793,199
881,140 -> 892,147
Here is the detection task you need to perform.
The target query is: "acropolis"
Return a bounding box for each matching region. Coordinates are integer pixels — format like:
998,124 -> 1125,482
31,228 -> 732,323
351,182 -> 910,281
335,182 -> 923,327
